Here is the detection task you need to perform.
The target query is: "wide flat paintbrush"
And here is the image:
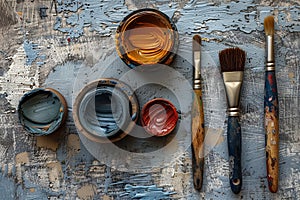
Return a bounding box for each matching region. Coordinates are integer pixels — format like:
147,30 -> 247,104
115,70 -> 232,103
191,35 -> 205,190
264,15 -> 279,193
219,47 -> 246,194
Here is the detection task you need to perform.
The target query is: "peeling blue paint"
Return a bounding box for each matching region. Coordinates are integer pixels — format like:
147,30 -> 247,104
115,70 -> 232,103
278,6 -> 300,32
54,17 -> 62,30
56,0 -> 83,13
23,41 -> 46,67
52,0 -> 299,38
53,0 -> 128,38
109,174 -> 153,187
23,40 -> 39,66
120,184 -> 176,200
175,0 -> 300,34
40,54 -> 47,60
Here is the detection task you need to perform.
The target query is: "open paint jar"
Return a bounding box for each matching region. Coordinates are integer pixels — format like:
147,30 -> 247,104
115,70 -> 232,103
18,88 -> 68,136
115,8 -> 179,68
73,78 -> 139,143
141,98 -> 178,137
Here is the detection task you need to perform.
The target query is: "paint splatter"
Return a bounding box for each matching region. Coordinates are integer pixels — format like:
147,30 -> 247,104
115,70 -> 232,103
120,184 -> 176,200
23,40 -> 39,66
53,0 -> 129,38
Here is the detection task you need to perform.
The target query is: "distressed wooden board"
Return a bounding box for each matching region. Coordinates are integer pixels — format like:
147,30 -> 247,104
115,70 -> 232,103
0,0 -> 299,199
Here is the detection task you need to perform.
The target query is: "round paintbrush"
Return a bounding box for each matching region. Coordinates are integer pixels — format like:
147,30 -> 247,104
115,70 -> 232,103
264,15 -> 279,193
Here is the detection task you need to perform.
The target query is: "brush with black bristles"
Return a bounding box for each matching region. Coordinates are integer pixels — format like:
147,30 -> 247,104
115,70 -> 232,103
191,35 -> 205,190
219,47 -> 246,194
264,15 -> 279,193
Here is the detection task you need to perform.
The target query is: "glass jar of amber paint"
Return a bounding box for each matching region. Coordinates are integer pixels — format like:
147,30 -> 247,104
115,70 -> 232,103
115,8 -> 179,68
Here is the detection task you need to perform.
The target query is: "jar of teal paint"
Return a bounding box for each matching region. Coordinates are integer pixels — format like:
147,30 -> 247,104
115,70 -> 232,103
18,88 -> 68,136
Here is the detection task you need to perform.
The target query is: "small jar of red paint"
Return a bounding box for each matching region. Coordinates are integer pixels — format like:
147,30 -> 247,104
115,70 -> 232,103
141,98 -> 178,137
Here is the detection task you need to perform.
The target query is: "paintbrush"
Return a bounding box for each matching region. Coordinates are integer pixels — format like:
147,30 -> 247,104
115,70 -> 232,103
219,47 -> 246,194
191,35 -> 205,190
264,15 -> 279,193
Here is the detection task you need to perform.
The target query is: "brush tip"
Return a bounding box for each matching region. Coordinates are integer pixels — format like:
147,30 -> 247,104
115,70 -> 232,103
264,15 -> 274,35
219,47 -> 246,72
193,35 -> 201,51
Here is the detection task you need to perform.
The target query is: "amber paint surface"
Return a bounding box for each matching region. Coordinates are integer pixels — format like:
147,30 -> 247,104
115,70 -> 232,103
141,98 -> 178,137
116,9 -> 178,67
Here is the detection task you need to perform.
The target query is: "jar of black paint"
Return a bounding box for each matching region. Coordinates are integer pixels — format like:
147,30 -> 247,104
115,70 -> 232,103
73,78 -> 139,143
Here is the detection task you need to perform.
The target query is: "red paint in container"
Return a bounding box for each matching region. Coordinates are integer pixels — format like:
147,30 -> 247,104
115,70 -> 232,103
141,98 -> 178,137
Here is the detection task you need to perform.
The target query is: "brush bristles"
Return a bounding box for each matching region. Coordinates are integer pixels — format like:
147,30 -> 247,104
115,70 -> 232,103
193,35 -> 201,51
264,15 -> 274,35
219,47 -> 246,72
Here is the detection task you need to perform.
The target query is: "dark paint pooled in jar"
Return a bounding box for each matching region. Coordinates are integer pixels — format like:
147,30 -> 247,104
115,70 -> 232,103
79,87 -> 131,138
73,79 -> 139,143
94,91 -> 117,134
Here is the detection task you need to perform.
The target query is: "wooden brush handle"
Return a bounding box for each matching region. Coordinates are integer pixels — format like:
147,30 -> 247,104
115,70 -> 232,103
264,70 -> 279,193
191,89 -> 205,190
227,116 -> 242,194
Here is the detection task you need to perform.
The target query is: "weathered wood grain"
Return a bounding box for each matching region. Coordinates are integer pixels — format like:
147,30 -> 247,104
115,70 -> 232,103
0,0 -> 299,199
192,89 -> 205,190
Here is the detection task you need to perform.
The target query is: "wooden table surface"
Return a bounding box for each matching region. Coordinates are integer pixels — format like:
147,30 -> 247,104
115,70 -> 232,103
0,0 -> 299,199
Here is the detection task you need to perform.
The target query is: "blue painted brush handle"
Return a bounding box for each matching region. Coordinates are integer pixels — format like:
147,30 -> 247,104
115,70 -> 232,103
264,70 -> 279,193
227,116 -> 242,194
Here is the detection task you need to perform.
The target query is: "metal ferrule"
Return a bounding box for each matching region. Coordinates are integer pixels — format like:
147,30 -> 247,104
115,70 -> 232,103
222,71 -> 243,117
193,51 -> 201,90
266,35 -> 275,71
227,108 -> 240,117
